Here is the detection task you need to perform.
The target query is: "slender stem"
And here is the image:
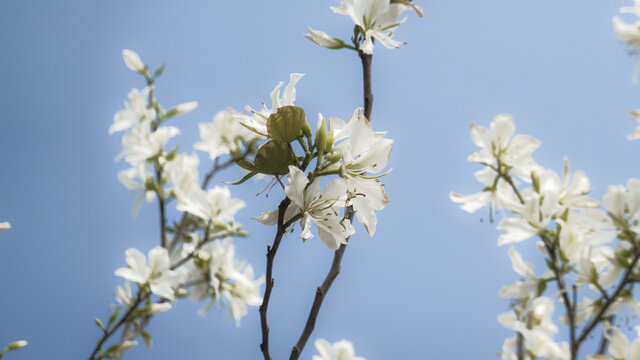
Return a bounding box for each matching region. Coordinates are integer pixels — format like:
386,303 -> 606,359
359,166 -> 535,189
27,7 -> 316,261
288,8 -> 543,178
597,316 -> 614,354
575,248 -> 640,348
516,333 -> 524,360
88,291 -> 145,360
154,159 -> 167,248
259,198 -> 292,360
359,53 -> 373,120
290,213 -> 352,360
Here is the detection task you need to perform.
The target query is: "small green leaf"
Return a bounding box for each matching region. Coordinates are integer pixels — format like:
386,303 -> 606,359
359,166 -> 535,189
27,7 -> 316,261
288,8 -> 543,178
536,279 -> 547,297
105,343 -> 121,357
140,330 -> 153,349
108,307 -> 120,327
152,64 -> 165,80
267,105 -> 305,143
254,140 -> 297,175
225,171 -> 258,185
94,318 -> 105,332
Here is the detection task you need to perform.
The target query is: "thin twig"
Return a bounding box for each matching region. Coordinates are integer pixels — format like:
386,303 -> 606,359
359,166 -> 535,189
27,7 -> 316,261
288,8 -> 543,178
259,198 -> 292,360
575,248 -> 640,349
290,212 -> 353,360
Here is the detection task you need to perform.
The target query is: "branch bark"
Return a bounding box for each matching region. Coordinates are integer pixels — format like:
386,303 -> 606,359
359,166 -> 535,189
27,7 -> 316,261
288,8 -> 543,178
259,198 -> 292,360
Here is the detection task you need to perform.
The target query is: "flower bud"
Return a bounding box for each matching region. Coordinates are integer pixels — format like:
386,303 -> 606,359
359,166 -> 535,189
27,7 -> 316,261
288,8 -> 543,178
323,129 -> 334,153
0,221 -> 11,232
122,49 -> 145,73
301,118 -> 312,140
173,101 -> 198,116
315,115 -> 327,151
6,340 -> 28,351
304,27 -> 345,49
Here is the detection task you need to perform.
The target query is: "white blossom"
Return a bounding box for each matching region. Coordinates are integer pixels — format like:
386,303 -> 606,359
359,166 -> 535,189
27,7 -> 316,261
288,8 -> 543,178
176,185 -> 245,224
313,339 -> 366,360
331,0 -> 410,54
114,247 -> 186,301
109,88 -> 155,135
236,73 -> 304,137
194,107 -> 257,160
117,120 -> 180,166
284,166 -> 354,250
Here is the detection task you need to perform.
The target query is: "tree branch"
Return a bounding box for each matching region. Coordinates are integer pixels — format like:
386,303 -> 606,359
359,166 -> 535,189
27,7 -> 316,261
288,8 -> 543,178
259,198 -> 292,360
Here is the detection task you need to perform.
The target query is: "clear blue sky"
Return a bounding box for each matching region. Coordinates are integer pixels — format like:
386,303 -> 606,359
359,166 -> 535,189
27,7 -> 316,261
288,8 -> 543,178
0,1 -> 638,359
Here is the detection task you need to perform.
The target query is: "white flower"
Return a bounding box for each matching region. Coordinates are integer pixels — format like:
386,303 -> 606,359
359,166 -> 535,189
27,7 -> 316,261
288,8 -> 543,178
223,264 -> 264,327
496,191 -> 554,245
304,27 -> 346,49
328,108 -> 392,236
194,107 -> 257,160
117,120 -> 180,166
0,222 -> 11,232
114,247 -> 186,301
117,162 -> 156,217
122,49 -> 145,73
285,166 -> 354,250
469,114 -> 541,181
587,326 -> 640,360
313,339 -> 366,360
236,73 -> 304,137
110,88 -> 156,135
176,185 -> 245,224
115,281 -> 134,306
165,153 -> 200,199
450,167 -> 519,214
331,0 -> 410,54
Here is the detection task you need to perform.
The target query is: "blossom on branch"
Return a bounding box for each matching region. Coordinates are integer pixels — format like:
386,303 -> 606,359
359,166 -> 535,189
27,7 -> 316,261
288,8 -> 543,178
312,339 -> 366,360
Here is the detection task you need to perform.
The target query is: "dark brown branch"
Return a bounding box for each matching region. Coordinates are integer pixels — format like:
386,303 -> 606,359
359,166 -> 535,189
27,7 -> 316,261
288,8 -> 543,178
88,292 -> 145,360
153,159 -> 167,248
289,212 -> 353,360
575,248 -> 640,349
259,198 -> 292,360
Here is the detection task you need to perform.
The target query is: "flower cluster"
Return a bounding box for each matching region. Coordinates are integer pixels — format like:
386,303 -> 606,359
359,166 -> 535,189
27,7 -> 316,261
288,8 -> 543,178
452,114 -> 640,359
93,49 -> 264,359
244,75 -> 393,249
305,0 -> 422,54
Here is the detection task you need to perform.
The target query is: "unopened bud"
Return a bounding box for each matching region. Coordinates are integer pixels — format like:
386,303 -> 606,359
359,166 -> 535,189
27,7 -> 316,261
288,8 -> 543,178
315,115 -> 327,151
324,129 -> 334,153
173,101 -> 198,116
301,118 -> 312,139
6,340 -> 28,351
122,49 -> 145,73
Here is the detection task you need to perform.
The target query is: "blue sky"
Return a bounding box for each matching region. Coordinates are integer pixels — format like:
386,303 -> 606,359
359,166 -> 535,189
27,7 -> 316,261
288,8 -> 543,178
1,1 -> 639,359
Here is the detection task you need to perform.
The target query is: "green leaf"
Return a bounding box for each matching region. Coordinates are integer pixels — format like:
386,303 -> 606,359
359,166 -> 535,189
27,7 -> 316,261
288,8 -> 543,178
224,171 -> 258,185
536,279 -> 547,297
140,330 -> 153,349
152,64 -> 165,80
267,105 -> 305,143
254,140 -> 297,175
108,307 -> 120,327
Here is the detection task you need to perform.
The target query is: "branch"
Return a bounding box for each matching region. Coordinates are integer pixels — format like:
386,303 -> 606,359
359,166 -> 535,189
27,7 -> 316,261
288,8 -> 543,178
289,212 -> 352,360
259,198 -> 292,360
289,50 -> 374,360
575,248 -> 640,349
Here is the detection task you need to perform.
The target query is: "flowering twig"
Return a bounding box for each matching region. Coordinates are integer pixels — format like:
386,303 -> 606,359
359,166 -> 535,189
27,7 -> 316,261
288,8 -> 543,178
289,49 -> 374,360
